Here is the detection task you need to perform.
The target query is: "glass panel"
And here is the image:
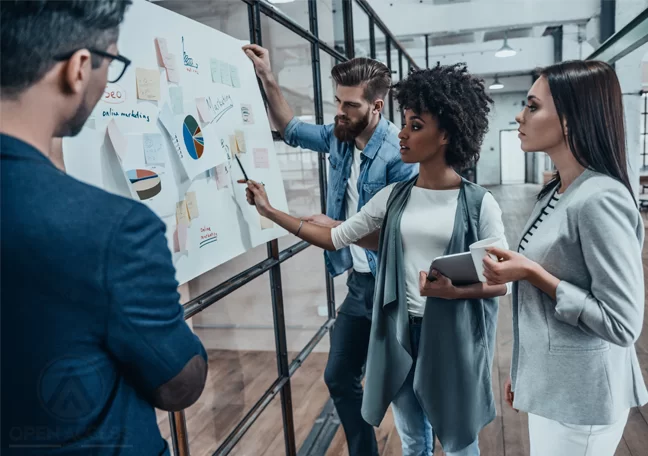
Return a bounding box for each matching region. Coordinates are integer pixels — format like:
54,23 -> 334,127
352,1 -> 370,58
321,51 -> 340,125
352,1 -> 371,57
155,411 -> 173,454
158,0 -> 251,41
319,0 -> 345,56
184,288 -> 278,454
375,27 -> 390,122
225,395 -> 284,456
263,0 -> 310,32
290,337 -> 332,450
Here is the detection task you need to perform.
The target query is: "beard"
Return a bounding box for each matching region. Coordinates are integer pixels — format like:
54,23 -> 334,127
66,102 -> 93,137
333,110 -> 371,142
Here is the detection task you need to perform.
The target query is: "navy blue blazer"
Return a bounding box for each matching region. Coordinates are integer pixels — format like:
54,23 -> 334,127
1,134 -> 207,455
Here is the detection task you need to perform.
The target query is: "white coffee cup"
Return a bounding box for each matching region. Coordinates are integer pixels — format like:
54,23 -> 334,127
469,237 -> 506,283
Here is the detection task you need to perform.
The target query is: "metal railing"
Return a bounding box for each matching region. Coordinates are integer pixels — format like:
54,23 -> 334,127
164,1 -> 417,455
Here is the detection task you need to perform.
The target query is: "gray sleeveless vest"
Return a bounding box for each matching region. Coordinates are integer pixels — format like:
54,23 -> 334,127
361,175 -> 498,452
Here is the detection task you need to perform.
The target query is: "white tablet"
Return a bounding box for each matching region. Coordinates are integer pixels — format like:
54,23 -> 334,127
427,252 -> 480,286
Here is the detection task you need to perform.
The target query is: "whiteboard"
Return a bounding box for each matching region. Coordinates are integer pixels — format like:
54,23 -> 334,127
63,0 -> 288,285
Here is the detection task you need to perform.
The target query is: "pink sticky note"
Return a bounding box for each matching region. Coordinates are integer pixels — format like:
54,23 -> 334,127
215,163 -> 229,190
107,119 -> 127,162
165,64 -> 180,84
155,37 -> 169,67
173,225 -> 180,252
253,148 -> 270,168
196,97 -> 213,123
178,222 -> 188,252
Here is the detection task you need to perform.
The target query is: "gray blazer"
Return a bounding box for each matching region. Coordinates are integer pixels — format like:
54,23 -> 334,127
511,169 -> 648,425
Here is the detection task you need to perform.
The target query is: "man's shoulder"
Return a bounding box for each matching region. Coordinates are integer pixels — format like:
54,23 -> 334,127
4,157 -> 156,246
375,119 -> 401,161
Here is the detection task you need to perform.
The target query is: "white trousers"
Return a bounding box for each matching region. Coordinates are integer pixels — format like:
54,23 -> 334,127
528,410 -> 629,456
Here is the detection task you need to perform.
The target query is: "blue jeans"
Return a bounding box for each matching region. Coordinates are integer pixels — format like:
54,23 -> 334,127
324,271 -> 378,456
391,318 -> 480,456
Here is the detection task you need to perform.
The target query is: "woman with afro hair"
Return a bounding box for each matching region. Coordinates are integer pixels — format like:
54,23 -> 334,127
241,63 -> 508,455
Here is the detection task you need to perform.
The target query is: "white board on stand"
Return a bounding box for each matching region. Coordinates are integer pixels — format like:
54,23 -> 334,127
63,0 -> 289,285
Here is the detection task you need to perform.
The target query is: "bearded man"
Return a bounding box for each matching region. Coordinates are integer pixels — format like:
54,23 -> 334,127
244,45 -> 417,456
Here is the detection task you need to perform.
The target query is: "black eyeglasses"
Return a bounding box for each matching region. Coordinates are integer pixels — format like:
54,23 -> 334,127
54,48 -> 131,83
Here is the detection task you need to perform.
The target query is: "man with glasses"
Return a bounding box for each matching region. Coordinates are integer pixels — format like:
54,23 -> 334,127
1,2 -> 207,455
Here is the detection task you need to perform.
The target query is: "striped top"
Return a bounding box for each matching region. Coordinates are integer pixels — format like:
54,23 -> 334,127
518,190 -> 561,252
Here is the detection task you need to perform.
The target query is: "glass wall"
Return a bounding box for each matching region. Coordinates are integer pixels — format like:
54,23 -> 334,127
152,1 -> 417,454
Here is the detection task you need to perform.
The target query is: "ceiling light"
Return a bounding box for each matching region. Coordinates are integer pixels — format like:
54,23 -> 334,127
495,33 -> 517,58
489,76 -> 504,90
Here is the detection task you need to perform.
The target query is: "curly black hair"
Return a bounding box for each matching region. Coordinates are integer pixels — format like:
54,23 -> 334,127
392,63 -> 493,170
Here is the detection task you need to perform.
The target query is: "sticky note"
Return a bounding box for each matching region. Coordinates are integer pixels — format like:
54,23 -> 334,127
241,104 -> 254,124
177,222 -> 188,252
169,87 -> 184,115
185,191 -> 200,220
210,58 -> 221,83
220,63 -> 232,86
143,133 -> 165,165
176,200 -> 189,225
155,38 -> 169,67
135,68 -> 160,101
164,55 -> 180,84
215,163 -> 229,190
229,134 -> 238,156
260,215 -> 274,230
196,97 -> 214,123
173,225 -> 180,252
253,148 -> 270,168
107,119 -> 127,162
235,129 -> 247,154
230,65 -> 241,88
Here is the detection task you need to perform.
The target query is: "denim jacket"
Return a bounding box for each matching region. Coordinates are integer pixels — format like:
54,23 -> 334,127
283,115 -> 418,277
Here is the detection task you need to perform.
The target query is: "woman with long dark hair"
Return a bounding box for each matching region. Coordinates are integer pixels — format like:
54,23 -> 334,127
483,60 -> 648,455
242,64 -> 508,455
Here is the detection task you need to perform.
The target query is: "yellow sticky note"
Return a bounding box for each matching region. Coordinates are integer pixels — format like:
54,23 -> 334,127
229,134 -> 239,156
176,200 -> 189,225
136,68 -> 161,101
235,129 -> 246,154
260,215 -> 274,230
185,191 -> 200,220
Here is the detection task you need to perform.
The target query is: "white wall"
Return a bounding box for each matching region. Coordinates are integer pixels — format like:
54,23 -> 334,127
478,92 -> 528,186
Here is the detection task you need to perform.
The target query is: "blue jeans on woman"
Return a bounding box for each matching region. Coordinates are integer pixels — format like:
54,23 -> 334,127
391,317 -> 480,456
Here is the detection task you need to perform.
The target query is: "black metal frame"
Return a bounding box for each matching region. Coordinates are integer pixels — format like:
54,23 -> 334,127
164,1 -> 417,455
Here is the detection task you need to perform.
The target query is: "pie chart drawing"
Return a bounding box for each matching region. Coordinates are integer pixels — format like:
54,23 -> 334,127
127,169 -> 162,200
182,115 -> 205,160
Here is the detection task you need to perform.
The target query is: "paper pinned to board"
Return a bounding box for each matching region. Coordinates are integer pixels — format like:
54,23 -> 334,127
185,191 -> 200,220
253,148 -> 269,168
196,97 -> 214,123
143,133 -> 165,165
169,87 -> 184,115
107,119 -> 128,162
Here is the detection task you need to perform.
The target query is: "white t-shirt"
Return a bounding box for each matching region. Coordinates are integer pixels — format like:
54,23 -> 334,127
331,183 -> 509,316
345,147 -> 371,273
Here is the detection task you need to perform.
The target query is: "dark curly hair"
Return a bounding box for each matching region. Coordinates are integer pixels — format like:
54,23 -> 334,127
392,63 -> 493,170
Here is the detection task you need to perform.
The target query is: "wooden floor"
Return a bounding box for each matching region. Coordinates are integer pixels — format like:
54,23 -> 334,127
159,184 -> 648,456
